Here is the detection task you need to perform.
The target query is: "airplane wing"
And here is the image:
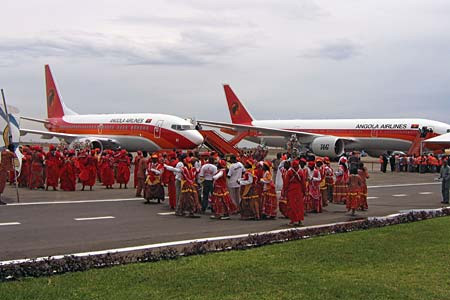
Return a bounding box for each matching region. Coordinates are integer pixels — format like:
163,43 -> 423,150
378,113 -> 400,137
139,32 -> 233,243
198,120 -> 323,138
424,133 -> 450,144
20,128 -> 78,141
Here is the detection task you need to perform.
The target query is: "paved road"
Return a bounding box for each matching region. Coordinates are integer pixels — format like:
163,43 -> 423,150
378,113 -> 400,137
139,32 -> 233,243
0,172 -> 446,261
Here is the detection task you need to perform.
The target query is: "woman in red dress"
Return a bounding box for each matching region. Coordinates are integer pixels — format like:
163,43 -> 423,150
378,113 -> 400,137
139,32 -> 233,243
59,150 -> 77,191
210,160 -> 238,220
99,151 -> 115,189
29,146 -> 45,190
283,159 -> 306,226
79,151 -> 97,191
358,162 -> 369,210
333,157 -> 349,204
260,161 -> 277,219
116,150 -> 131,189
347,168 -> 363,216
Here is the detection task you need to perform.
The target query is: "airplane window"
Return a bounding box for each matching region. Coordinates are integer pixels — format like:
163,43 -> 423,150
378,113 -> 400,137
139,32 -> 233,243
171,124 -> 194,131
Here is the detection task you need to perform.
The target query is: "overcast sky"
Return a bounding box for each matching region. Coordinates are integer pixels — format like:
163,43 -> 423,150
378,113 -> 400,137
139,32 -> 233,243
1,0 -> 450,131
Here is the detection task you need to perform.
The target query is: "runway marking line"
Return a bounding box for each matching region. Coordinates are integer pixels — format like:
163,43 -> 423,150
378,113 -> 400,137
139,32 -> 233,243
158,212 -> 176,216
368,182 -> 439,189
6,198 -> 143,206
0,222 -> 20,226
419,192 -> 433,195
392,194 -> 407,197
74,216 -> 115,221
367,197 -> 379,200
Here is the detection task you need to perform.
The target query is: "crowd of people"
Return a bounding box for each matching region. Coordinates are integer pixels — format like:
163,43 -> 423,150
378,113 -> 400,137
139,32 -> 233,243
379,153 -> 447,173
138,150 -> 370,226
0,144 -> 373,225
0,144 -> 133,204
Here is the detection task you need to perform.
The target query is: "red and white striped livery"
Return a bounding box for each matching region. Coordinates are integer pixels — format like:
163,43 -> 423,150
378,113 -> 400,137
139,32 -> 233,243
199,85 -> 450,157
21,65 -> 204,152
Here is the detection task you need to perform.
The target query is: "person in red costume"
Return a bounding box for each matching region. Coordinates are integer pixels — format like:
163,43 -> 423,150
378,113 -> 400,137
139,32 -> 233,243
333,157 -> 349,204
0,145 -> 16,204
116,149 -> 131,189
358,162 -> 370,211
260,160 -> 277,219
79,150 -> 97,191
165,157 -> 201,217
29,146 -> 45,190
133,151 -> 143,188
59,150 -> 77,191
144,154 -> 165,203
306,160 -> 322,213
347,167 -> 363,216
283,159 -> 306,226
99,151 -> 115,189
210,160 -> 238,220
238,159 -> 260,220
45,145 -> 62,191
18,146 -> 31,188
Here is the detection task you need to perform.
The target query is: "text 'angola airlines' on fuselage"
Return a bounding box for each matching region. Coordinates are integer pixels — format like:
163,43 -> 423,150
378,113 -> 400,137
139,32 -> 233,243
198,85 -> 450,157
20,65 -> 204,152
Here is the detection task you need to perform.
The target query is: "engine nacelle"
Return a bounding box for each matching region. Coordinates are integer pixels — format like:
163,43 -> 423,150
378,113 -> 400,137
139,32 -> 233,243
310,136 -> 345,158
69,137 -> 120,152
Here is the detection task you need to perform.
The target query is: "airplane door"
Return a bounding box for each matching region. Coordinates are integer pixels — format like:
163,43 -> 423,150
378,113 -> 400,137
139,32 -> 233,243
98,124 -> 103,134
154,120 -> 163,138
371,129 -> 378,137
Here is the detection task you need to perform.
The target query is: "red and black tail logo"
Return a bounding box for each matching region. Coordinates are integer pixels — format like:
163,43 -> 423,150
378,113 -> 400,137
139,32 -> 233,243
47,89 -> 55,108
45,65 -> 65,119
223,85 -> 253,124
231,102 -> 240,116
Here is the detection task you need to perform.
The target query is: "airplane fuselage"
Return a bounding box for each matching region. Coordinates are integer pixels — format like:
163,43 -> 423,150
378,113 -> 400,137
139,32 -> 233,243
247,118 -> 450,155
45,113 -> 204,152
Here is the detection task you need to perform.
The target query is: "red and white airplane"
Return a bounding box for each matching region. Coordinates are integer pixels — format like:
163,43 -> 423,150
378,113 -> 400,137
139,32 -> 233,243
198,85 -> 450,157
20,65 -> 204,152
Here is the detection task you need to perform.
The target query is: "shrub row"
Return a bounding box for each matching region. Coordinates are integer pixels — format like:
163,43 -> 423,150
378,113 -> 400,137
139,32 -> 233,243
1,208 -> 449,282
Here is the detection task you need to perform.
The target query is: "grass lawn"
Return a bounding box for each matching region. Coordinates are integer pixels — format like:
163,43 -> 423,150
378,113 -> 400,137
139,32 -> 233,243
1,217 -> 450,300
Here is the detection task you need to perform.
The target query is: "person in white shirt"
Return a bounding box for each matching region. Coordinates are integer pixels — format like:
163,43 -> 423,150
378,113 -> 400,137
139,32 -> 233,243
227,155 -> 244,208
199,157 -> 218,212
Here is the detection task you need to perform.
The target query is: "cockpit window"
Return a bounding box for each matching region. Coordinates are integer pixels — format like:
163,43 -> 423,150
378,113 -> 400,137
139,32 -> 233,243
447,129 -> 450,133
171,124 -> 195,131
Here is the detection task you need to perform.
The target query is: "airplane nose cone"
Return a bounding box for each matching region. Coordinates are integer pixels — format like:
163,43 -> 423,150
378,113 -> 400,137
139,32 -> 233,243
191,131 -> 204,146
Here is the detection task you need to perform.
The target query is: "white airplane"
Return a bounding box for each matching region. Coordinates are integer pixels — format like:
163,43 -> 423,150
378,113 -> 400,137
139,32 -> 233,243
20,65 -> 204,152
198,85 -> 450,157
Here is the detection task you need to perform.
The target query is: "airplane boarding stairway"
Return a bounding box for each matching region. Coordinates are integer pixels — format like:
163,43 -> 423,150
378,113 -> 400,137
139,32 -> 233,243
199,130 -> 241,156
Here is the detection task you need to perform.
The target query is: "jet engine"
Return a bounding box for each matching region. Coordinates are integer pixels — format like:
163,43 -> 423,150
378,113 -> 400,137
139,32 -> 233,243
69,137 -> 120,152
310,136 -> 345,158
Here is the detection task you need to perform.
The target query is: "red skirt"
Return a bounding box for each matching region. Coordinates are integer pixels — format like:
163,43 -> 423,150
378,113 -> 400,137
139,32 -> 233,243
359,185 -> 368,210
212,186 -> 238,217
346,192 -> 360,210
240,185 -> 258,219
333,183 -> 348,204
262,186 -> 277,217
178,182 -> 201,214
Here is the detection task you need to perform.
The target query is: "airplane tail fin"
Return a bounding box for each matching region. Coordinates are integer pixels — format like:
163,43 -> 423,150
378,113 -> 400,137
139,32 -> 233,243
223,84 -> 254,124
45,65 -> 76,118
